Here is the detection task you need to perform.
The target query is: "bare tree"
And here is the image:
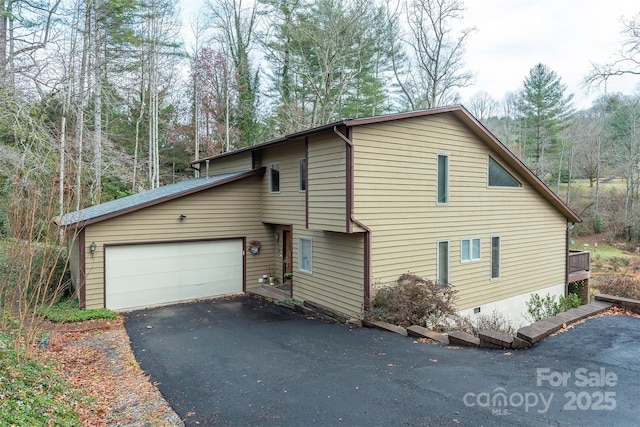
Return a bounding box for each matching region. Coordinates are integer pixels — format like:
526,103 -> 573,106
586,13 -> 640,89
467,90 -> 498,123
403,0 -> 474,109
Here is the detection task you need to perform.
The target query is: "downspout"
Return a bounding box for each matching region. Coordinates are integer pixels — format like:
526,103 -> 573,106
566,222 -> 574,297
205,159 -> 210,177
333,126 -> 373,309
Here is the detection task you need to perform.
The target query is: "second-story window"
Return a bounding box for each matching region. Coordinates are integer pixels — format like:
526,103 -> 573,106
299,158 -> 307,192
270,162 -> 280,193
437,154 -> 449,204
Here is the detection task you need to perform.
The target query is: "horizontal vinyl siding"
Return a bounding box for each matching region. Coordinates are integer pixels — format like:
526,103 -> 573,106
353,114 -> 567,311
204,151 -> 253,175
82,176 -> 271,309
260,144 -> 306,225
293,230 -> 365,316
307,133 -> 347,232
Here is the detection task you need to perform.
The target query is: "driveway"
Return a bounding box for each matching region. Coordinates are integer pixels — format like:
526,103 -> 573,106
124,296 -> 640,426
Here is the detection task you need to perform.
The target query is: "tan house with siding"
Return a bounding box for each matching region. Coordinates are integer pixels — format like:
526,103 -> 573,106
55,105 -> 589,324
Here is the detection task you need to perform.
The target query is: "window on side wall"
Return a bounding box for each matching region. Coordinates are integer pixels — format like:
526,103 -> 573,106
437,240 -> 449,285
437,154 -> 449,204
299,238 -> 312,274
461,238 -> 481,262
299,158 -> 307,192
491,236 -> 501,279
270,162 -> 280,193
488,157 -> 521,187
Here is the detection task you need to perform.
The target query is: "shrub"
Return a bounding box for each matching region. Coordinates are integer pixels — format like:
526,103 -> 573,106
597,277 -> 640,300
366,273 -> 457,328
39,298 -> 119,323
526,293 -> 582,322
448,311 -> 516,337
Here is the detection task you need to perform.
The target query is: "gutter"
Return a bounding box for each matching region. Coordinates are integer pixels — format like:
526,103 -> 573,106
333,125 -> 373,309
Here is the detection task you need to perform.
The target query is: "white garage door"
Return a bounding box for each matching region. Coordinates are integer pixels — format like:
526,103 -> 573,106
105,239 -> 243,310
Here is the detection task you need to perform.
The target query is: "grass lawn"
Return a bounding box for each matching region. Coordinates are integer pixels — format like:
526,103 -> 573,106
570,242 -> 632,259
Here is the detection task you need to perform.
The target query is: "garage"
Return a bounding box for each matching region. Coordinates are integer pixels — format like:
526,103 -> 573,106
105,239 -> 243,310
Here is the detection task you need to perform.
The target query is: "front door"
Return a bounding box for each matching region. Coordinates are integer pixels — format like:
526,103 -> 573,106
283,230 -> 293,287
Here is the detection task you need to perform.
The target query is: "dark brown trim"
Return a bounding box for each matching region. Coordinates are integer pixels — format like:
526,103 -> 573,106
333,125 -> 372,309
333,125 -> 354,233
102,241 -> 106,308
305,137 -> 309,229
565,223 -> 571,296
242,236 -> 247,293
289,224 -> 294,299
79,229 -> 86,309
58,167 -> 266,230
103,236 -> 245,249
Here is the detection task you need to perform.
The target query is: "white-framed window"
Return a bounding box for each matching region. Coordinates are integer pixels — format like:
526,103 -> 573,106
299,158 -> 307,192
461,238 -> 481,262
299,237 -> 312,274
491,235 -> 501,280
437,240 -> 449,285
269,162 -> 280,193
437,154 -> 449,204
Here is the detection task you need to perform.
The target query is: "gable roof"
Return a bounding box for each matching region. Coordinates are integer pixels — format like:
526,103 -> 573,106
192,105 -> 581,224
55,168 -> 264,229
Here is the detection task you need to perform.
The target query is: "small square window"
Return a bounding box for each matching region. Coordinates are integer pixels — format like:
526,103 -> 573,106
299,158 -> 307,192
299,238 -> 312,274
461,238 -> 481,262
270,163 -> 280,193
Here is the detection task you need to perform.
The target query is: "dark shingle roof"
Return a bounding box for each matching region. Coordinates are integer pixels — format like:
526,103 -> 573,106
55,169 -> 259,228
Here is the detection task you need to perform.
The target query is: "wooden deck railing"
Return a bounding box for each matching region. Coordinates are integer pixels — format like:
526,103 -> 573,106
568,250 -> 590,273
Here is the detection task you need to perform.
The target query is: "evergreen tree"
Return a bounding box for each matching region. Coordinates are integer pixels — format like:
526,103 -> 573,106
516,63 -> 574,177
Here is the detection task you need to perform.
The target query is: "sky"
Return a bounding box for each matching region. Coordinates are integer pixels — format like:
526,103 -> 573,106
180,0 -> 640,110
459,0 -> 639,109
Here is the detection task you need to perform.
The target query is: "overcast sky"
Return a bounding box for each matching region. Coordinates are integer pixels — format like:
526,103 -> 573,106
459,0 -> 639,108
181,0 -> 640,110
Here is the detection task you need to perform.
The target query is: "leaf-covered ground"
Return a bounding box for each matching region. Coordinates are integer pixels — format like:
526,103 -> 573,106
44,318 -> 183,426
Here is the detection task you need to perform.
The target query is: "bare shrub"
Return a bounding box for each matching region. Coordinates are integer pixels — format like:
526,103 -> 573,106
366,273 -> 457,328
0,179 -> 75,360
597,277 -> 640,300
445,311 -> 516,337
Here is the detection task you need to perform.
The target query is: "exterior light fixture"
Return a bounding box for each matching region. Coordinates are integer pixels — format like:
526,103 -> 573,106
89,241 -> 97,256
178,214 -> 187,221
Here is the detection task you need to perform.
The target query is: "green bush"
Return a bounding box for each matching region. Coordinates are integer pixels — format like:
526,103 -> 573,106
526,293 -> 582,322
367,273 -> 457,328
597,277 -> 640,300
592,213 -> 605,234
39,298 -> 119,323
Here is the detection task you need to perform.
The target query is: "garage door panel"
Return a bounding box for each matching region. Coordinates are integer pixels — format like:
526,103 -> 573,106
105,240 -> 243,310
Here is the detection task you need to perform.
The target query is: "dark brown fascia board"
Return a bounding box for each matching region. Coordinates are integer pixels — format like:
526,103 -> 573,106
57,167 -> 266,230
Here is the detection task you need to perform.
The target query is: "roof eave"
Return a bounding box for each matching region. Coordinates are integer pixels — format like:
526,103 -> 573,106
57,167 -> 266,230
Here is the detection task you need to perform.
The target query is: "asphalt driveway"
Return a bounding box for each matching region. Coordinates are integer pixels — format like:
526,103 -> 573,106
124,296 -> 640,426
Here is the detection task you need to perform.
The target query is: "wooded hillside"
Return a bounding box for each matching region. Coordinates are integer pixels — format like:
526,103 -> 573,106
0,0 -> 639,241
